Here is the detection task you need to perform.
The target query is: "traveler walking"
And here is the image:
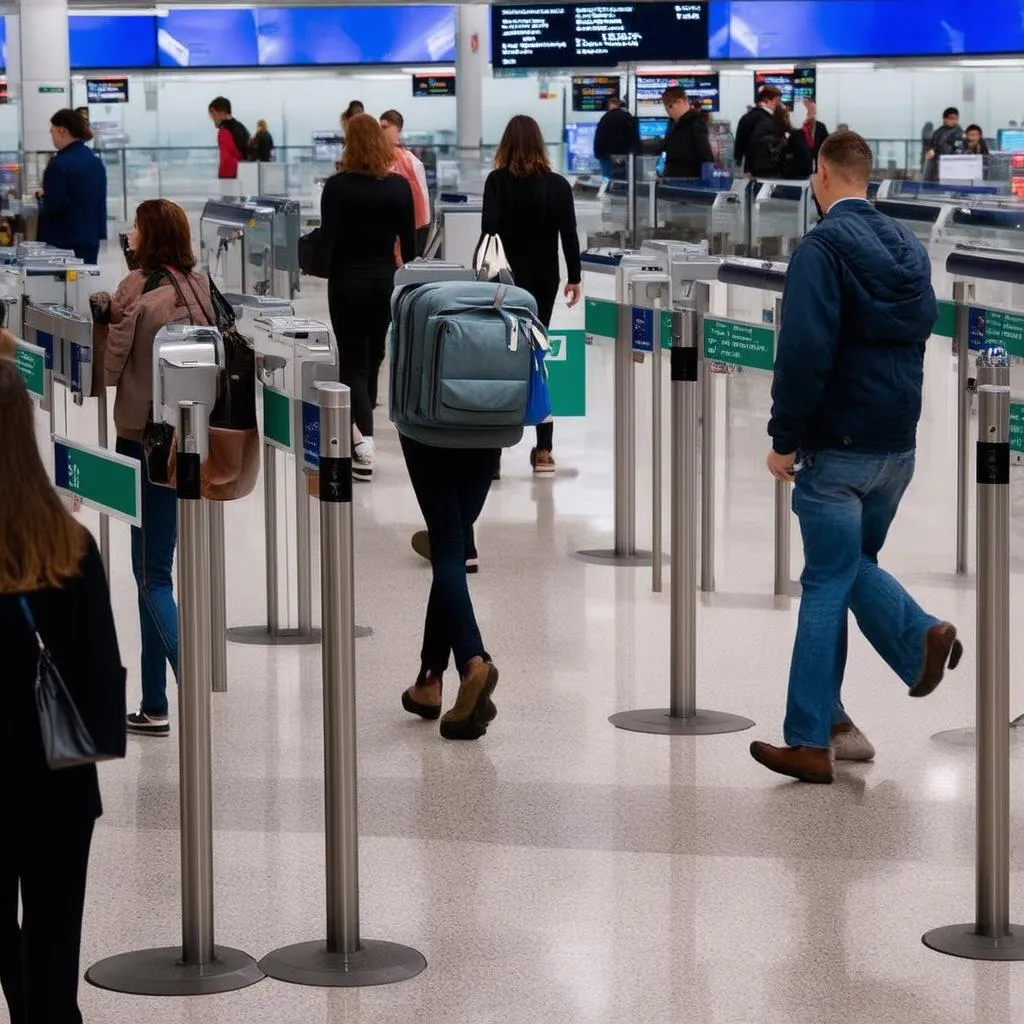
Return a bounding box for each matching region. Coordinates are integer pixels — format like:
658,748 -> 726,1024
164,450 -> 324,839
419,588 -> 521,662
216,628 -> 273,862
749,130 -> 961,784
734,86 -> 782,176
660,86 -> 714,179
380,109 -> 431,255
92,198 -> 215,735
208,96 -> 250,180
481,114 -> 581,474
35,108 -> 107,263
0,358 -> 126,1024
799,99 -> 829,163
924,107 -> 964,181
751,105 -> 813,180
250,118 -> 275,162
319,113 -> 416,481
593,95 -> 639,179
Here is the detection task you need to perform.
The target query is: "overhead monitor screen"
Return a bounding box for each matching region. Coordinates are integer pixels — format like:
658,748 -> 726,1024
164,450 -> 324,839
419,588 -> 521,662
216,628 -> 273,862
413,74 -> 456,97
709,0 -> 1024,59
564,122 -> 601,173
638,117 -> 670,141
753,67 -> 816,109
86,78 -> 130,104
636,73 -> 719,111
572,75 -> 621,112
491,4 -> 709,69
69,14 -> 158,69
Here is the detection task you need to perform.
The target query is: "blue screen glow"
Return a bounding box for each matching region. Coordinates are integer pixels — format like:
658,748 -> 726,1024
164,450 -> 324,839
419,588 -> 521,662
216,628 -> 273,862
69,14 -> 158,69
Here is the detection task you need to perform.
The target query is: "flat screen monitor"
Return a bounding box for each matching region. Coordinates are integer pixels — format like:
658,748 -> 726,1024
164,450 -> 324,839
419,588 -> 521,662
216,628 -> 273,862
69,13 -> 158,69
564,122 -> 601,173
638,117 -> 669,141
572,75 -> 620,112
312,131 -> 345,161
636,73 -> 719,112
753,67 -> 816,110
492,3 -> 708,69
998,129 -> 1024,153
86,78 -> 130,104
413,74 -> 456,97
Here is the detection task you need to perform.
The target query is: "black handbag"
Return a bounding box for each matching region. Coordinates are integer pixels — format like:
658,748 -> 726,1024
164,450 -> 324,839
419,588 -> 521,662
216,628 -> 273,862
19,596 -> 113,770
298,227 -> 330,279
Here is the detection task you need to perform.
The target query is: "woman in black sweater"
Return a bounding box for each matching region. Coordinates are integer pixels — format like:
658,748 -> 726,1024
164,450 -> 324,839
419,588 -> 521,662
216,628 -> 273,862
0,358 -> 126,1024
482,114 -> 582,474
319,113 -> 416,482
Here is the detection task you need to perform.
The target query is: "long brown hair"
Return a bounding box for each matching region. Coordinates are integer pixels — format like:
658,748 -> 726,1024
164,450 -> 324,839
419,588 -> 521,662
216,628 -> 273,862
340,113 -> 394,178
0,359 -> 86,592
495,115 -> 550,178
134,198 -> 196,273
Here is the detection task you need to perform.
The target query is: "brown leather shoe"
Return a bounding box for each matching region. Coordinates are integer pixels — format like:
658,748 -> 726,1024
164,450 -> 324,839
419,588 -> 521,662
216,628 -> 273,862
750,741 -> 834,784
909,622 -> 963,698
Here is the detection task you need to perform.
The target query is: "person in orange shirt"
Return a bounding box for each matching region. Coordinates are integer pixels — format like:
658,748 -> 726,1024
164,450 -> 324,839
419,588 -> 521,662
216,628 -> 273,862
381,109 -> 431,256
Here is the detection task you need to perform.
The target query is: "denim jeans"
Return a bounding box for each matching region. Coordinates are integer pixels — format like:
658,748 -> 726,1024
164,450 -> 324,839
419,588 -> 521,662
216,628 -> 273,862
400,435 -> 497,677
115,438 -> 179,717
784,449 -> 939,749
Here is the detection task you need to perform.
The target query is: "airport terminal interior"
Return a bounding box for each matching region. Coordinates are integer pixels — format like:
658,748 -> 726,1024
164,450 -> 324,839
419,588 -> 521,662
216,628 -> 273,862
7,1 -> 1024,1022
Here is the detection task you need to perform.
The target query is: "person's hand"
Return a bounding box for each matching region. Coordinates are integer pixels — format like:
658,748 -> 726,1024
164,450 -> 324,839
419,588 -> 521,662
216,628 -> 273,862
767,449 -> 796,482
803,99 -> 817,119
564,282 -> 582,308
33,187 -> 43,200
926,148 -> 935,161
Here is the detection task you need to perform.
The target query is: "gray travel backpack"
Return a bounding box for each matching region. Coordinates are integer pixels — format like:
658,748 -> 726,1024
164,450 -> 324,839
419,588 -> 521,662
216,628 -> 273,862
389,262 -> 544,449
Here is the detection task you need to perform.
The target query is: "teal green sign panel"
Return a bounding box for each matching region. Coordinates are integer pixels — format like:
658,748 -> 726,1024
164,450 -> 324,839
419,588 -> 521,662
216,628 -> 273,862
52,438 -> 140,526
702,316 -> 775,371
14,341 -> 47,400
546,329 -> 586,417
584,297 -> 617,342
262,384 -> 293,451
934,299 -> 956,339
1011,403 -> 1024,455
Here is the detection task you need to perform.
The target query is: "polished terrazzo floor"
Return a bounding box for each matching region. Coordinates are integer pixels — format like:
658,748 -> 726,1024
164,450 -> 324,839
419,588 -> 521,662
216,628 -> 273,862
22,251 -> 1024,1024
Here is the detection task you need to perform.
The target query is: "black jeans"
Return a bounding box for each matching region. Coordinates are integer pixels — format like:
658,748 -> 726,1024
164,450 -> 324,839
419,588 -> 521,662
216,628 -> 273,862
401,435 -> 498,677
0,819 -> 94,1024
328,275 -> 394,437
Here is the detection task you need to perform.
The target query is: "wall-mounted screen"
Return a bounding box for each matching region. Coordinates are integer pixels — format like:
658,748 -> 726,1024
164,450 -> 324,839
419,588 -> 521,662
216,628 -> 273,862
753,67 -> 816,109
413,74 -> 456,97
709,0 -> 1024,59
69,14 -> 157,70
492,4 -> 708,69
572,75 -> 620,112
564,122 -> 601,173
87,78 -> 130,104
155,6 -> 456,68
638,117 -> 669,141
636,73 -> 719,112
998,130 -> 1024,153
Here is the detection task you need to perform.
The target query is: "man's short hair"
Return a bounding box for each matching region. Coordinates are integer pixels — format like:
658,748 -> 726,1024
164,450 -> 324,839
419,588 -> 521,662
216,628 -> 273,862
209,96 -> 232,115
607,96 -> 622,109
380,108 -> 404,131
943,106 -> 959,119
661,86 -> 687,106
818,129 -> 873,182
757,86 -> 783,103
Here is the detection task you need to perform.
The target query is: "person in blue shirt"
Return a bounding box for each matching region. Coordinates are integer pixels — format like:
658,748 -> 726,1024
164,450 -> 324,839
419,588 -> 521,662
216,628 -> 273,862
750,130 -> 961,785
36,109 -> 107,264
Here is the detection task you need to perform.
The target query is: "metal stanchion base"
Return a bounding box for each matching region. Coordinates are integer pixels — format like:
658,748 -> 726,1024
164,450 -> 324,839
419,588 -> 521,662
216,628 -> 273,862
227,625 -> 374,645
922,925 -> 1024,961
931,726 -> 1024,748
259,938 -> 427,988
86,945 -> 264,996
609,708 -> 755,735
575,548 -> 653,567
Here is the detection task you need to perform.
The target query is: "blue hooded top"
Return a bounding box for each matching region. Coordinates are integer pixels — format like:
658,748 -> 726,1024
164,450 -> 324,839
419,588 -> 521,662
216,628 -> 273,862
768,198 -> 938,456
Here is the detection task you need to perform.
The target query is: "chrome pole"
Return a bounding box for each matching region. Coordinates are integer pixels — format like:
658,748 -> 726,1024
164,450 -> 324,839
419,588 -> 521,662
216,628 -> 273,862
773,296 -> 792,596
207,501 -> 228,693
264,443 -> 280,634
955,279 -> 974,575
294,398 -> 313,634
700,297 -> 716,593
614,298 -> 637,558
97,387 -> 110,578
652,299 -> 664,593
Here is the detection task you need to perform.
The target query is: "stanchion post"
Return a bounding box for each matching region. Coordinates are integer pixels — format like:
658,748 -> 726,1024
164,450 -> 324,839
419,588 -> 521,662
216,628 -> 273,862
955,280 -> 975,576
700,294 -> 716,593
923,349 -> 1024,961
652,299 -> 664,593
208,501 -> 228,693
259,381 -> 427,987
264,442 -> 280,634
772,296 -> 793,596
86,398 -> 263,995
294,398 -> 313,633
609,308 -> 755,736
97,388 -> 110,578
614,297 -> 637,557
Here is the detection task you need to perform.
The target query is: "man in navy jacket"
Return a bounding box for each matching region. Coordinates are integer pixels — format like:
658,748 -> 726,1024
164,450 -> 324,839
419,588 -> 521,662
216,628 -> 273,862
37,109 -> 107,264
750,130 -> 961,784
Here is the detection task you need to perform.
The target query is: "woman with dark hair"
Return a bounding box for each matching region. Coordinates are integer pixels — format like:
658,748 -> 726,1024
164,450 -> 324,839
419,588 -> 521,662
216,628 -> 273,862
319,113 -> 416,482
340,99 -> 365,137
36,108 -> 107,262
964,124 -> 990,156
753,106 -> 813,180
90,199 -> 214,736
481,114 -> 581,474
0,359 -> 125,1024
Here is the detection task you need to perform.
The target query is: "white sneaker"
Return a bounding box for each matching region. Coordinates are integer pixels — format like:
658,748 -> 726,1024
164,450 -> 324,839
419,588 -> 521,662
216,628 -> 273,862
353,441 -> 374,482
830,723 -> 876,762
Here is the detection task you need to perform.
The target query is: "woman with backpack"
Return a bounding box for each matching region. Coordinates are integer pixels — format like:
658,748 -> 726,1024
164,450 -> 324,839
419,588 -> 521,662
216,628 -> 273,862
90,198 -> 215,737
753,106 -> 814,181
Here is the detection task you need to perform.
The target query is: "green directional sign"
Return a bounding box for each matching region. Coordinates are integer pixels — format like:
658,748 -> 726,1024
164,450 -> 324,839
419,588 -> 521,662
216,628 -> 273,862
584,297 -> 618,343
14,340 -> 46,400
702,316 -> 775,371
1011,403 -> 1024,455
545,329 -> 586,417
262,384 -> 293,451
53,438 -> 140,526
968,306 -> 1024,359
934,299 -> 956,339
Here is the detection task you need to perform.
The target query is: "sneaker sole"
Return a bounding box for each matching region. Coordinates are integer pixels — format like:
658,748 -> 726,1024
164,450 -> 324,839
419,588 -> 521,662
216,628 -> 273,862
533,465 -> 556,475
126,725 -> 170,736
440,664 -> 499,740
909,625 -> 962,698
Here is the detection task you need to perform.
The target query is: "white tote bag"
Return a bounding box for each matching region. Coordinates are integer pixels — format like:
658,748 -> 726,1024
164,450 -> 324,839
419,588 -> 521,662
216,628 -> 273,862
472,233 -> 514,283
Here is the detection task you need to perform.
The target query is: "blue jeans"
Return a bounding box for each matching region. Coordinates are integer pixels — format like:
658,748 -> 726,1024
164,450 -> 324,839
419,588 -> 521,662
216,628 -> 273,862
784,449 -> 939,749
400,435 -> 497,678
115,438 -> 178,717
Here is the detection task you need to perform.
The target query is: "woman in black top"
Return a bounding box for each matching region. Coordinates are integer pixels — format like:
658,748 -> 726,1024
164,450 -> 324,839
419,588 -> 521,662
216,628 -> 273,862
319,113 -> 416,482
482,114 -> 582,474
766,106 -> 814,180
0,359 -> 126,1024
250,119 -> 275,162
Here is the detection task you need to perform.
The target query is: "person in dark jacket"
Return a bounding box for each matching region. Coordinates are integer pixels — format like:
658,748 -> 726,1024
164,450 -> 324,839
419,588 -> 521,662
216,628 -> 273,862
963,124 -> 990,156
0,358 -> 126,1024
593,96 -> 638,179
733,86 -> 782,175
924,106 -> 964,181
750,130 -> 960,785
799,99 -> 829,164
660,86 -> 714,179
753,105 -> 813,180
36,108 -> 107,263
250,118 -> 275,161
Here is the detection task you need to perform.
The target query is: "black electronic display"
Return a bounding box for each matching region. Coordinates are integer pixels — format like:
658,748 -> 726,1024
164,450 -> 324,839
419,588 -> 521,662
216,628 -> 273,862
491,3 -> 708,69
412,74 -> 456,97
753,66 -> 816,110
86,77 -> 130,104
572,74 -> 620,112
635,72 -> 719,112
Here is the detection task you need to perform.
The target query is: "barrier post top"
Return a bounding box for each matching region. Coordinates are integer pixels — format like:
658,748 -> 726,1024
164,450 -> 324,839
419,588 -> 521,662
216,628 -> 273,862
314,380 -> 350,411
